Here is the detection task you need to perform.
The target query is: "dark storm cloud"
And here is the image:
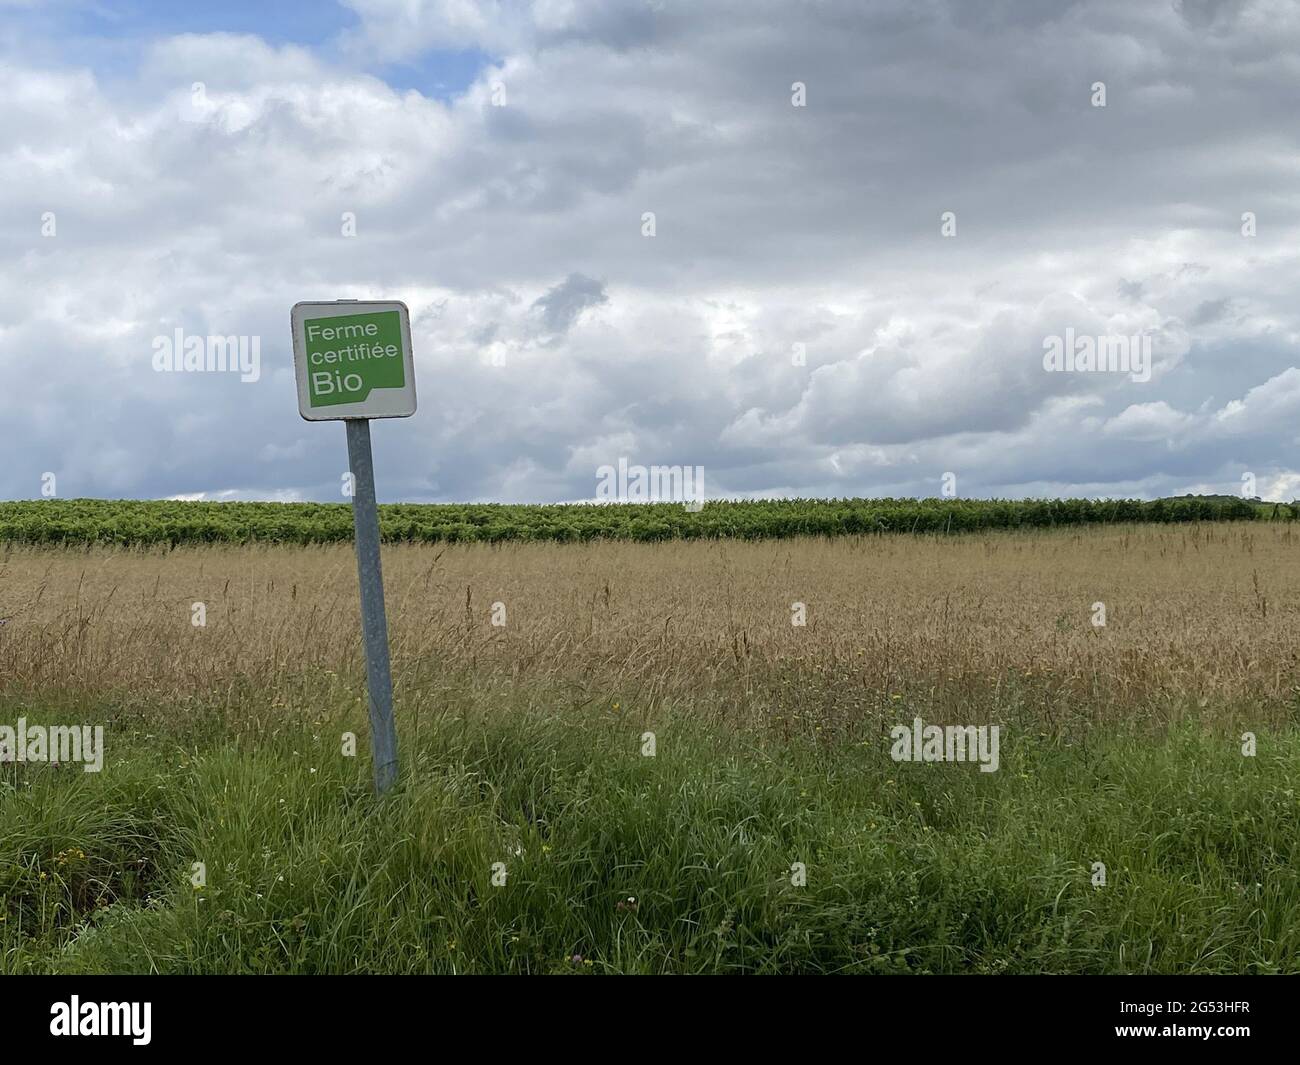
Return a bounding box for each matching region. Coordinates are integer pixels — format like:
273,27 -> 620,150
531,273 -> 608,336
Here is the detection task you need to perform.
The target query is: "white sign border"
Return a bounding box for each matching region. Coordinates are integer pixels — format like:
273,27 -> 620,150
291,300 -> 417,421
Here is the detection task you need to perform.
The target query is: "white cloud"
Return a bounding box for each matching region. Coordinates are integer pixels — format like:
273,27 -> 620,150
4,0 -> 1300,502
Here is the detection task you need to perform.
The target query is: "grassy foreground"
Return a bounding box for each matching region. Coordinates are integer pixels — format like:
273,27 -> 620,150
3,687 -> 1297,975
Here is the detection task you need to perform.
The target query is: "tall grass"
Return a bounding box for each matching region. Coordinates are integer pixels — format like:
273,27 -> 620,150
4,525 -> 1298,973
3,689 -> 1297,974
4,524 -> 1300,723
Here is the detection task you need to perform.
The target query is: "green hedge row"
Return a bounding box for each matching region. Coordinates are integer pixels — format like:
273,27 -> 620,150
0,496 -> 1271,547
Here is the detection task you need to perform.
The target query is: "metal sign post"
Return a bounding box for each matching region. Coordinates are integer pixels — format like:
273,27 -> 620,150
290,299 -> 417,794
345,418 -> 398,793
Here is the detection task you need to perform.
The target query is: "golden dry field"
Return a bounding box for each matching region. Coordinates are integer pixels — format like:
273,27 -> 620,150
5,521 -> 1298,732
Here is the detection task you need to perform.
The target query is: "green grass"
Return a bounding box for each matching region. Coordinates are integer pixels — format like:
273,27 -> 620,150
0,494 -> 1278,547
3,690 -> 1297,974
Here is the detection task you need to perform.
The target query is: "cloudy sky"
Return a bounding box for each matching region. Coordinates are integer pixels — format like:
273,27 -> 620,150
4,0 -> 1300,504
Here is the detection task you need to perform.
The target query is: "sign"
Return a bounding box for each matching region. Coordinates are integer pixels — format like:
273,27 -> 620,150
289,298 -> 415,794
290,300 -> 417,421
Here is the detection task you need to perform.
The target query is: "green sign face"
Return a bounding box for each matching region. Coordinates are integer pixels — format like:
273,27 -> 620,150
291,300 -> 417,421
303,310 -> 404,407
